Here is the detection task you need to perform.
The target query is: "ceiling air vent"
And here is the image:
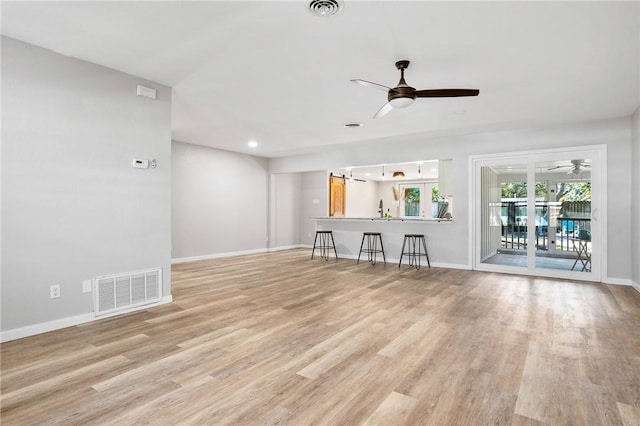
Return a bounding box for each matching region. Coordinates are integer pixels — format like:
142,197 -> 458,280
307,0 -> 343,17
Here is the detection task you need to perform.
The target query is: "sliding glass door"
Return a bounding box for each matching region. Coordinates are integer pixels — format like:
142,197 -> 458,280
473,148 -> 602,281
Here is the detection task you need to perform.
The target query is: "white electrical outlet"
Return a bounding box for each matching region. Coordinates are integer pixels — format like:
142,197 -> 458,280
50,284 -> 61,299
82,279 -> 92,293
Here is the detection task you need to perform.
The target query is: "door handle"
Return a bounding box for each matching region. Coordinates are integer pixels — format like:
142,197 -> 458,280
592,208 -> 598,221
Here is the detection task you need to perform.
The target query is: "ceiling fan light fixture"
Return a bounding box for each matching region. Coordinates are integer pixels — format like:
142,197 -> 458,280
389,97 -> 415,109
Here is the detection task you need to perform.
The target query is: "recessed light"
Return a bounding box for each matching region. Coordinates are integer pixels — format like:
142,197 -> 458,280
248,141 -> 258,148
344,123 -> 363,128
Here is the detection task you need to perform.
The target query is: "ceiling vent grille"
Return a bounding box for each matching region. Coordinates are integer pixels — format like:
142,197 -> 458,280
307,0 -> 343,17
94,268 -> 162,317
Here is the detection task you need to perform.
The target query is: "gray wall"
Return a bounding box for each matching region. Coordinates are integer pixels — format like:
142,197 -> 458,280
270,117 -> 634,282
632,108 -> 640,289
270,173 -> 301,248
299,171 -> 328,247
1,37 -> 172,332
171,141 -> 269,259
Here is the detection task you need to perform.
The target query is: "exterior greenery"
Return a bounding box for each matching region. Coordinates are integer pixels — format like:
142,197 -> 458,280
501,181 -> 591,202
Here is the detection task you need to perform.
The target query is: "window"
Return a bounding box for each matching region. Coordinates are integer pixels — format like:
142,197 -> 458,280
399,182 -> 440,218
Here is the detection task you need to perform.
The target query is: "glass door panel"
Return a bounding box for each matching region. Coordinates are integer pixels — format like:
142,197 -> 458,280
534,159 -> 592,274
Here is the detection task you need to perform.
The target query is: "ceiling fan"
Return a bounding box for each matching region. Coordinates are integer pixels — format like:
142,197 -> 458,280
547,159 -> 591,175
351,60 -> 479,118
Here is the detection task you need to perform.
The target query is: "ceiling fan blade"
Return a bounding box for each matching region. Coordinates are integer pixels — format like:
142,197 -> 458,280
373,102 -> 393,119
415,89 -> 479,98
351,79 -> 392,92
547,165 -> 568,171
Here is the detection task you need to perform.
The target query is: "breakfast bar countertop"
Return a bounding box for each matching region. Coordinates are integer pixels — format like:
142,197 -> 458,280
312,217 -> 452,223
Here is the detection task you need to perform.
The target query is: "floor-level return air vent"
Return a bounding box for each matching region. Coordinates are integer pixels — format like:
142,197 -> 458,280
94,268 -> 162,317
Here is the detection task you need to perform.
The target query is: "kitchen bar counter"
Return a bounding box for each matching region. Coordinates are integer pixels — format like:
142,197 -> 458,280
313,217 -> 462,267
312,216 -> 452,223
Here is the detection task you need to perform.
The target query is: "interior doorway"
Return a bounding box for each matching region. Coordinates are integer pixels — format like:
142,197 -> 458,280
471,147 -> 604,281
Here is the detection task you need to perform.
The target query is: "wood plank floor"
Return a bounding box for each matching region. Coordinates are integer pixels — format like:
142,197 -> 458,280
2,248 -> 639,425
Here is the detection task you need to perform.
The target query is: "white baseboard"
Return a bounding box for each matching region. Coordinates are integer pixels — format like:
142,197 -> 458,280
172,248 -> 268,264
267,245 -> 303,252
172,246 -> 312,264
0,295 -> 173,343
603,277 -> 634,286
632,281 -> 640,293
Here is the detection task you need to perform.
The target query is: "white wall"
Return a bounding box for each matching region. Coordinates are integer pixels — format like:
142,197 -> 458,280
346,179 -> 378,217
270,117 -> 634,282
171,141 -> 268,259
377,181 -> 400,218
632,108 -> 640,290
1,37 -> 172,333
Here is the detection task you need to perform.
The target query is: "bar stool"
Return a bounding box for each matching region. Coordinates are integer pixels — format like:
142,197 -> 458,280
399,234 -> 430,270
311,230 -> 338,261
357,232 -> 386,265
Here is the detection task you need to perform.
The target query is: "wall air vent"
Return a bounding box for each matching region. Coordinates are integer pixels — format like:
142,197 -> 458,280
94,268 -> 162,317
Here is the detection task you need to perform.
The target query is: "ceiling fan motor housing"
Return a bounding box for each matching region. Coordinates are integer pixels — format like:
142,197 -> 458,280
388,86 -> 416,108
389,60 -> 415,108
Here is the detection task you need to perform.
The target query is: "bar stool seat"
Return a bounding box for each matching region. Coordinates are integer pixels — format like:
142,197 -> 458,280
311,230 -> 338,261
357,232 -> 386,265
399,234 -> 430,270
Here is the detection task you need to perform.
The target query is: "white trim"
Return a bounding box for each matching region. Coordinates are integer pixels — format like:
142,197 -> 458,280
267,245 -> 303,252
599,147 -> 608,282
429,262 -> 472,270
603,277 -> 633,286
172,246 -> 309,263
171,248 -> 268,264
632,281 -> 640,293
0,295 -> 173,343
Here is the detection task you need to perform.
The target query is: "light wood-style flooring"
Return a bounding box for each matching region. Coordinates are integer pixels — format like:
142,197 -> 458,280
1,249 -> 640,425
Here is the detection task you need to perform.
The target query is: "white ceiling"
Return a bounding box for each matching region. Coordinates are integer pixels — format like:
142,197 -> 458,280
2,1 -> 639,158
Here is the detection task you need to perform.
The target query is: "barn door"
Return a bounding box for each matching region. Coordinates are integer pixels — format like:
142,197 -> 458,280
329,174 -> 346,217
